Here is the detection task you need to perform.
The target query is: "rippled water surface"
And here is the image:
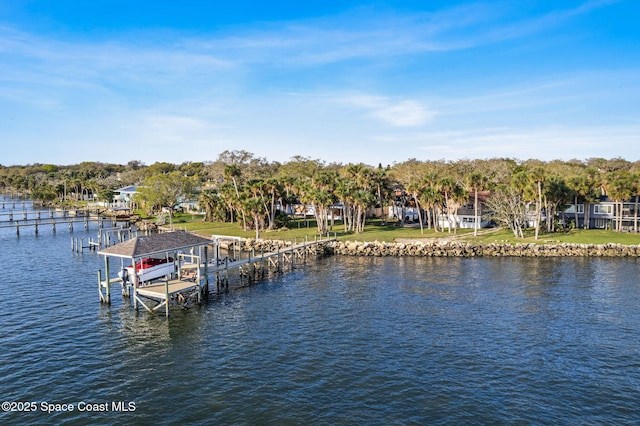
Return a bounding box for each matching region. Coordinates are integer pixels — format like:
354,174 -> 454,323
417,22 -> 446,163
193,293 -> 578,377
1,216 -> 640,424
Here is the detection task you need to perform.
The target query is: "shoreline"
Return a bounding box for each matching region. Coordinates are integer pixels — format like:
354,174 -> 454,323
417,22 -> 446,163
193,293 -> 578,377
327,240 -> 640,257
237,238 -> 640,258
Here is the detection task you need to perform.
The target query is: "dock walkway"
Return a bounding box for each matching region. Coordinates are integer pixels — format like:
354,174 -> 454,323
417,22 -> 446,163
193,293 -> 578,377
207,236 -> 334,290
97,232 -> 335,317
0,208 -> 122,235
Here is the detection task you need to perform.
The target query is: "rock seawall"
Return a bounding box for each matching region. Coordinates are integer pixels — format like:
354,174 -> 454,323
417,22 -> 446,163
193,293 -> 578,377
325,240 -> 640,257
217,238 -> 640,257
238,238 -> 296,252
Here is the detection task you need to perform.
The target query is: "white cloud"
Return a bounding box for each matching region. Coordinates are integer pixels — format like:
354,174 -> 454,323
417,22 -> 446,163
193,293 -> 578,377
0,25 -> 232,92
171,2 -> 573,67
337,93 -> 434,127
373,100 -> 433,127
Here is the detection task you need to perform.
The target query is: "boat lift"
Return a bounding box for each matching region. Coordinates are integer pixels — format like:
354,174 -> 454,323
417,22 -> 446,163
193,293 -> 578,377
97,231 -> 211,316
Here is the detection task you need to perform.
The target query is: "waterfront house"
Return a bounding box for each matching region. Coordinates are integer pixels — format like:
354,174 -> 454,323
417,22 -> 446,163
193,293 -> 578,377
437,191 -> 492,230
386,190 -> 492,229
565,195 -> 640,231
113,186 -> 139,208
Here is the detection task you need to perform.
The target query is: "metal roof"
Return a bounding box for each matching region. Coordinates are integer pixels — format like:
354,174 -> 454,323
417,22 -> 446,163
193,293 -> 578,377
114,186 -> 139,193
98,231 -> 211,259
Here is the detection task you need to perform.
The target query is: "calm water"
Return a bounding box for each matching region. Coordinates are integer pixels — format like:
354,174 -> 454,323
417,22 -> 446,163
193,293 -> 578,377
1,205 -> 640,424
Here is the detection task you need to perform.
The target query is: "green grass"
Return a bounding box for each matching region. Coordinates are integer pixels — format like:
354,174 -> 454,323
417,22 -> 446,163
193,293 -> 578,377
173,217 -> 487,243
459,228 -> 640,245
171,217 -> 640,245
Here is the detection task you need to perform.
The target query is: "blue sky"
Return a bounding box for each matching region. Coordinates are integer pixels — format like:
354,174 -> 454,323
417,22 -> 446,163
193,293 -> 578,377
1,0 -> 639,167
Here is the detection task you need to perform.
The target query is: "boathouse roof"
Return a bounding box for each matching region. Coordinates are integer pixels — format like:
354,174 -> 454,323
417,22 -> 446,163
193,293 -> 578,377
98,231 -> 211,259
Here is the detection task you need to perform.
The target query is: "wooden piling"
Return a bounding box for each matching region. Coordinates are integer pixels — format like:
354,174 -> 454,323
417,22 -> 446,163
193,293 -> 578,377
225,257 -> 229,289
98,270 -> 103,302
104,256 -> 111,304
165,276 -> 170,317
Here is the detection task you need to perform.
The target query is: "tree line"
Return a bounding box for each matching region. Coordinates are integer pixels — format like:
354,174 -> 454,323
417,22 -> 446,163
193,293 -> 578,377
2,152 -> 640,238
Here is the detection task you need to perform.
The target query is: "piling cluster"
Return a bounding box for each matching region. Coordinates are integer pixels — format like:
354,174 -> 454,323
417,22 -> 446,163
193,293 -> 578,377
324,240 -> 640,257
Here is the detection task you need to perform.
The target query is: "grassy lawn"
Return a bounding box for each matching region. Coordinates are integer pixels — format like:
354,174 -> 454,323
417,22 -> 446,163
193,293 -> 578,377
457,227 -> 640,245
165,215 -> 640,246
52,203 -> 640,245
171,217 -> 451,242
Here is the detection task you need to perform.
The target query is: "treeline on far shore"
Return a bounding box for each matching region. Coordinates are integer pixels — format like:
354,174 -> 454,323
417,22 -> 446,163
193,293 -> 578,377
2,151 -> 640,239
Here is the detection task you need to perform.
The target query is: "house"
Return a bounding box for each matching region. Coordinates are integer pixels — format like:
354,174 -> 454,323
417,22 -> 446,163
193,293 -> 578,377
565,195 -> 640,230
387,189 -> 492,229
177,199 -> 204,214
388,188 -> 420,222
113,186 -> 139,208
438,191 -> 492,229
387,206 -> 420,222
283,203 -> 344,220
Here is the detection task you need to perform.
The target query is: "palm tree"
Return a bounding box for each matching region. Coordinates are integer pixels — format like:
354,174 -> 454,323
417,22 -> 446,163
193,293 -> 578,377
418,186 -> 442,232
407,180 -> 425,234
567,174 -> 587,228
243,196 -> 265,239
583,167 -> 601,229
293,178 -> 313,229
352,189 -> 376,233
566,167 -> 599,230
607,171 -> 632,232
306,170 -> 338,234
466,172 -> 488,236
438,177 -> 459,233
200,190 -> 227,222
528,166 -> 546,240
224,164 -> 241,196
246,179 -> 270,228
335,177 -> 355,233
543,175 -> 571,232
371,166 -> 392,224
343,164 -> 376,233
84,179 -> 101,203
224,164 -> 247,229
630,173 -> 640,232
263,178 -> 282,230
218,183 -> 238,223
449,184 -> 468,235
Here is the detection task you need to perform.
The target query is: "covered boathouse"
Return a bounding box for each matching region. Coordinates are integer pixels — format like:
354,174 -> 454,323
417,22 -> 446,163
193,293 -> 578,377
97,231 -> 211,316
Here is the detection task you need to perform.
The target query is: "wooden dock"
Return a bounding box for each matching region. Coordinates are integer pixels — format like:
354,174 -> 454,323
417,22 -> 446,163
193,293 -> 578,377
98,232 -> 212,316
132,279 -> 203,315
0,208 -> 126,235
97,231 -> 336,317
0,207 -> 98,221
207,236 -> 334,291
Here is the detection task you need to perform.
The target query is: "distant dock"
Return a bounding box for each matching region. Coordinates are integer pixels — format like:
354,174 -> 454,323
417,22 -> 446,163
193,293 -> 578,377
0,208 -> 131,236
